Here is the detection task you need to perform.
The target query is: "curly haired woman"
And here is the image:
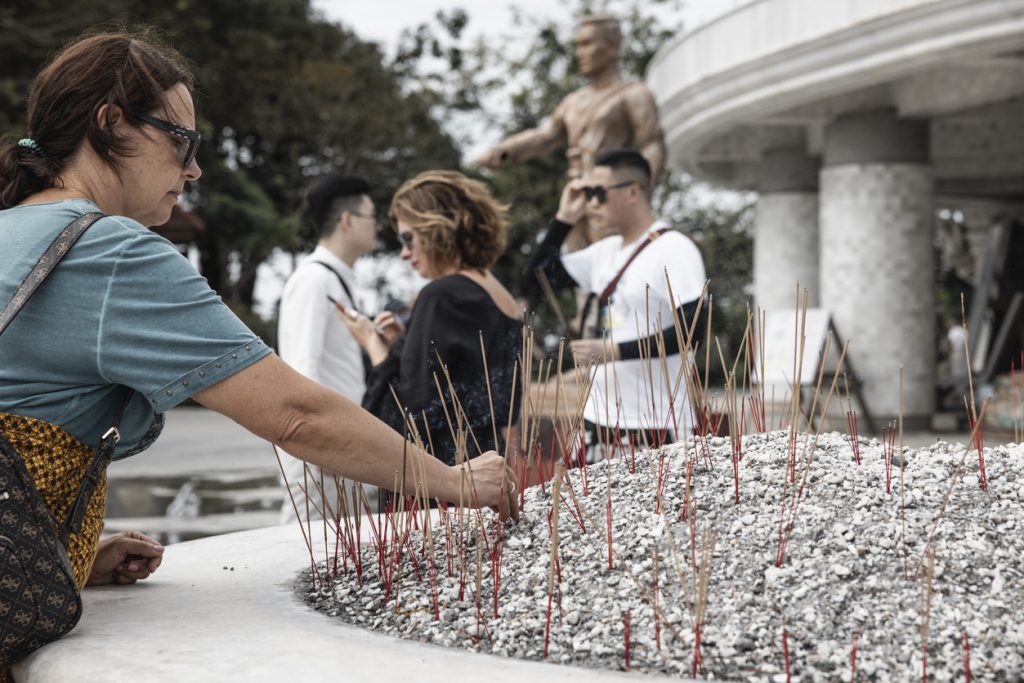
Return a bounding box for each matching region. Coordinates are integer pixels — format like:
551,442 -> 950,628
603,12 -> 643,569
341,171 -> 524,471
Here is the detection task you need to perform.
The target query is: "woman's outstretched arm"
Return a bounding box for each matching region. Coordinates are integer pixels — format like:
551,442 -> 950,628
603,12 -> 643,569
192,354 -> 518,520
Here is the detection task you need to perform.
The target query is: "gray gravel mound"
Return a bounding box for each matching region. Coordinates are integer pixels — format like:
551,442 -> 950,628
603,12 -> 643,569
299,431 -> 1024,681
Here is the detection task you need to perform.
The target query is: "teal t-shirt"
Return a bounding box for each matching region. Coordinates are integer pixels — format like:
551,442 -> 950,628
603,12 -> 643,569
0,199 -> 271,458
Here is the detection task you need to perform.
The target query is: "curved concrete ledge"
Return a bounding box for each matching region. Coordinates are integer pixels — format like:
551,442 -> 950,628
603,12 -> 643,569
647,0 -> 1024,181
14,524 -> 689,683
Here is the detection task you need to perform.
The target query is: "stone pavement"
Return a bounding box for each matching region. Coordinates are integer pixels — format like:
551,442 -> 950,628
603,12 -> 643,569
104,407 -> 282,542
107,406 -> 276,480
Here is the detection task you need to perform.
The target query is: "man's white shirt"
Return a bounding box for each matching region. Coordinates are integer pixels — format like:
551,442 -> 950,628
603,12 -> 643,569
561,220 -> 706,432
277,245 -> 365,401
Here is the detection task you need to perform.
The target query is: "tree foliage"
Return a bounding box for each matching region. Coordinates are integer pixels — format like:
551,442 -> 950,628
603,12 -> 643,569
0,0 -> 460,313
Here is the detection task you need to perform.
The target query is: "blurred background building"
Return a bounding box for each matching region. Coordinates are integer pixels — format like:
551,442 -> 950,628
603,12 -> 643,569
648,0 -> 1024,427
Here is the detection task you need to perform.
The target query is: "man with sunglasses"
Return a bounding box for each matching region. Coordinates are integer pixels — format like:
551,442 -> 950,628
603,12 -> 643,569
276,175 -> 384,523
531,148 -> 707,461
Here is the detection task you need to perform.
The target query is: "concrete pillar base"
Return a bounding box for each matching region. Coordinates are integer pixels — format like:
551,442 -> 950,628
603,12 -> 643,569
821,155 -> 935,420
755,193 -> 821,310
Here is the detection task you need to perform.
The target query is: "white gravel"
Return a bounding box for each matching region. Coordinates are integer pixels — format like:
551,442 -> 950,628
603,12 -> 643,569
298,431 -> 1024,681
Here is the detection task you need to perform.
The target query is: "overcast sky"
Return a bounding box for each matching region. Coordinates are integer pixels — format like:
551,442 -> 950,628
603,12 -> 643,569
311,0 -> 744,54
308,0 -> 746,157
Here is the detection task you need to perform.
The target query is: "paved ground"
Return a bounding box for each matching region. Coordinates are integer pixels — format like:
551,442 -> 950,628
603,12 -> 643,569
107,407 -> 277,480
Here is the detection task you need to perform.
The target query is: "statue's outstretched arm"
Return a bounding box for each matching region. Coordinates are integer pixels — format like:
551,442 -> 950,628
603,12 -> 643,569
475,103 -> 568,169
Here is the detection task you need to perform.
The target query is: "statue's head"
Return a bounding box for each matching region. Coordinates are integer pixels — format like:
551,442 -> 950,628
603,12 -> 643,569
575,15 -> 621,78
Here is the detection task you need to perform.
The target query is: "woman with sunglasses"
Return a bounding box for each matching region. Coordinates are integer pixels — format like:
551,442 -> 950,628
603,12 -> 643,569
340,171 -> 524,477
0,31 -> 517,626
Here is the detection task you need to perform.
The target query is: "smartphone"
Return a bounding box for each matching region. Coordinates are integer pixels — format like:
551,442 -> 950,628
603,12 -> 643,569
327,295 -> 358,320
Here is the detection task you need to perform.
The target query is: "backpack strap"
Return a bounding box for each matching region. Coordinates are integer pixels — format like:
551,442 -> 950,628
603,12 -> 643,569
312,261 -> 359,313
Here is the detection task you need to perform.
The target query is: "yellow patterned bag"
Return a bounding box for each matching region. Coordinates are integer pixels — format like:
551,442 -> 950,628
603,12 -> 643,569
1,413 -> 108,586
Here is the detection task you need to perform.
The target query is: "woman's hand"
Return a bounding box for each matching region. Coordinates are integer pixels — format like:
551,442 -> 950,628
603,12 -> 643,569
569,338 -> 619,365
455,451 -> 520,523
336,305 -> 376,347
373,311 -> 405,346
86,530 -> 164,586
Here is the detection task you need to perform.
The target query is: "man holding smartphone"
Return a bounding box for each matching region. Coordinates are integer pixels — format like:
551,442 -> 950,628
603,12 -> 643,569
276,174 -> 380,523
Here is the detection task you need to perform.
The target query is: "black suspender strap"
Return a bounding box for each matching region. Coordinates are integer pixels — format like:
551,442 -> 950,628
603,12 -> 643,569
312,261 -> 359,313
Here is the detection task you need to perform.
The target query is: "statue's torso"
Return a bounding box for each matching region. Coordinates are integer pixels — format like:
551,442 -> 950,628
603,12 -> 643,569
562,80 -> 645,177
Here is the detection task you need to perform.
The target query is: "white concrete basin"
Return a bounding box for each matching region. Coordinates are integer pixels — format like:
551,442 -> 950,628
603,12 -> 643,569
14,524 -> 688,682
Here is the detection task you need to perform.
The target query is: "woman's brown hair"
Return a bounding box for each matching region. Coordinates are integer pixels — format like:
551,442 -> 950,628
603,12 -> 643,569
0,29 -> 194,209
389,170 -> 509,271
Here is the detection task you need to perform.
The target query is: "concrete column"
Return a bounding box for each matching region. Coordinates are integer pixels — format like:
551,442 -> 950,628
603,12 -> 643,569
821,109 -> 935,426
754,148 -> 821,311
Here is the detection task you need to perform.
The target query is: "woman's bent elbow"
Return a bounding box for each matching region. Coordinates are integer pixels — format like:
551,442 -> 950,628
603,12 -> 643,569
270,409 -> 318,456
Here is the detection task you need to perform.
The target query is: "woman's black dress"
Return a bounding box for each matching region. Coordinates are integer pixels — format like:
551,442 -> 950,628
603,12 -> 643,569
362,274 -> 523,467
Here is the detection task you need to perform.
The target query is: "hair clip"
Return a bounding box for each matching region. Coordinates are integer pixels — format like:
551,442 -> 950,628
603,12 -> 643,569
17,138 -> 46,158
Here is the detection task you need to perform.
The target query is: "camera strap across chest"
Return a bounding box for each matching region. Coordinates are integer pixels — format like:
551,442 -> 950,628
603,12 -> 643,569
577,226 -> 670,338
596,227 -> 670,307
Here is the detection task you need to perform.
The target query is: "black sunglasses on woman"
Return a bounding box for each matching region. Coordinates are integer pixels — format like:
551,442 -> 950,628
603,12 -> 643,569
138,113 -> 201,168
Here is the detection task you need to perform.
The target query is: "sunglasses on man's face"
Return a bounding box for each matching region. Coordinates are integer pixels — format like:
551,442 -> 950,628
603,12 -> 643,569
139,113 -> 201,168
583,180 -> 636,205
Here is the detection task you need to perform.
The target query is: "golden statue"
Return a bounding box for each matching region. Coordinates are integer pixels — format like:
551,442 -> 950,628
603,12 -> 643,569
476,15 -> 666,247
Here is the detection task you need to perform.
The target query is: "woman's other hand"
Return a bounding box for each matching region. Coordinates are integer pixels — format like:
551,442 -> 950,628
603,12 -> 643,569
86,530 -> 164,586
336,305 -> 375,347
372,311 -> 405,346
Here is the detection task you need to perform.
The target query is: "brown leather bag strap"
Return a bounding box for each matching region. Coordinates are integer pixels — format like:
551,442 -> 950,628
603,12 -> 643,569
60,391 -> 129,544
596,227 -> 670,305
0,212 -> 105,336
